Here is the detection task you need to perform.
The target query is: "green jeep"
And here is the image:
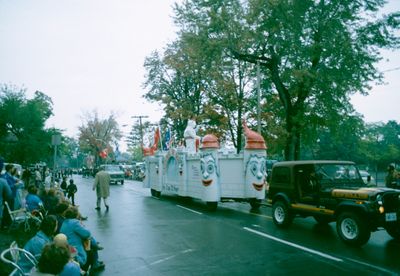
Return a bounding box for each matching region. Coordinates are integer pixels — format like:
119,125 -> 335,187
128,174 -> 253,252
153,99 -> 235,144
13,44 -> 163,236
267,160 -> 400,246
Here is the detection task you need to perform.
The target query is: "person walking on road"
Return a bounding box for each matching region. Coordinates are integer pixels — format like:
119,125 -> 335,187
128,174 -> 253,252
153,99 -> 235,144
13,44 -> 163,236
66,179 -> 78,206
93,167 -> 110,211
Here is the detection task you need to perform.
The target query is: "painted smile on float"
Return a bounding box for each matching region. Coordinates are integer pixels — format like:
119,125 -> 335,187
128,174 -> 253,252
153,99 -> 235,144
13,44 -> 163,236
252,183 -> 264,191
202,179 -> 213,187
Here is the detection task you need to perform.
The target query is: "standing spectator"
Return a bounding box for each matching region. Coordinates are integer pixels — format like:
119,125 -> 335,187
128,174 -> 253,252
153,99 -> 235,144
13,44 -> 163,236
0,157 -> 12,229
385,164 -> 398,188
66,179 -> 78,206
11,166 -> 25,209
44,171 -> 52,190
21,168 -> 32,188
35,168 -> 42,188
93,167 -> 110,211
1,163 -> 17,228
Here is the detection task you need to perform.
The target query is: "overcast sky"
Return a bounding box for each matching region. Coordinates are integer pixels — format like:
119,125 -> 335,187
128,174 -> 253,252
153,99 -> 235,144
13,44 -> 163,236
0,0 -> 399,149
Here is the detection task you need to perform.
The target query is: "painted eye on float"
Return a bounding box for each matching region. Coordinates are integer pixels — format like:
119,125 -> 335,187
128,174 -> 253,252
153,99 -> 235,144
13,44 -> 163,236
251,162 -> 258,176
200,161 -> 205,173
207,163 -> 214,174
260,162 -> 266,174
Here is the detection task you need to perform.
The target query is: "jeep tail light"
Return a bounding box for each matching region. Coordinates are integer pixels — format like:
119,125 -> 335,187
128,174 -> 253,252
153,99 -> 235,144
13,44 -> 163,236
379,206 -> 385,214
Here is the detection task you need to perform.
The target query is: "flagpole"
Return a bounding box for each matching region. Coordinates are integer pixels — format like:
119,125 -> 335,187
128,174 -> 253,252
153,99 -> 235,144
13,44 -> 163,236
158,126 -> 163,152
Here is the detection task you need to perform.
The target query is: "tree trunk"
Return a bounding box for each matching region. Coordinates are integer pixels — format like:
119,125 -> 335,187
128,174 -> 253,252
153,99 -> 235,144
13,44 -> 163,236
284,109 -> 301,161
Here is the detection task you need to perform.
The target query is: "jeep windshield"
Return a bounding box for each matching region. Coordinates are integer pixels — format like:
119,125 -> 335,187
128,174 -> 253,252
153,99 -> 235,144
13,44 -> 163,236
315,163 -> 365,188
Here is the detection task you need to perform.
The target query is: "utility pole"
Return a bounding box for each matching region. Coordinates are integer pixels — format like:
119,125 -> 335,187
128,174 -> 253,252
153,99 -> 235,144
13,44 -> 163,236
256,60 -> 261,134
131,115 -> 149,160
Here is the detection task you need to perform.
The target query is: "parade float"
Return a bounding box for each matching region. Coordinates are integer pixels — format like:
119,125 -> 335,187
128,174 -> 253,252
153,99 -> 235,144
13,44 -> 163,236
143,119 -> 267,211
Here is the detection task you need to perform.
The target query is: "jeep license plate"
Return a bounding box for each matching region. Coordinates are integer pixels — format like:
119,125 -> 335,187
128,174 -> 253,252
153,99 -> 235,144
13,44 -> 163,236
385,212 -> 397,222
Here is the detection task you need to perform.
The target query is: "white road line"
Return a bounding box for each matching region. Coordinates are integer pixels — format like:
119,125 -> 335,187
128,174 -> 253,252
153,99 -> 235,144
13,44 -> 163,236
250,213 -> 273,220
150,249 -> 194,265
243,227 -> 343,262
135,249 -> 194,271
346,257 -> 397,275
176,205 -> 203,215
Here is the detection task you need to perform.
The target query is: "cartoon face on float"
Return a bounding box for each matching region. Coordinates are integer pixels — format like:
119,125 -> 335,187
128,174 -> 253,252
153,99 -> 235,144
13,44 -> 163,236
245,154 -> 266,192
200,153 -> 219,187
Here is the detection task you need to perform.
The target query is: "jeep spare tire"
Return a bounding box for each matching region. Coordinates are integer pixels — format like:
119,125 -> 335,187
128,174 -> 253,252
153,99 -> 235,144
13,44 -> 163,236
336,212 -> 370,246
272,201 -> 293,228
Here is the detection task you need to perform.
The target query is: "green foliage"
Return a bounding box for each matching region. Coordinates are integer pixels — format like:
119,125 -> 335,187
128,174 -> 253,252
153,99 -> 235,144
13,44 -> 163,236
0,84 -> 55,165
165,0 -> 400,160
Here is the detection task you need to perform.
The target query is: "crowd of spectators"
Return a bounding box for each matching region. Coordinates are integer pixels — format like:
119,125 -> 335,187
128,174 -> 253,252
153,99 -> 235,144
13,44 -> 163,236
0,157 -> 105,275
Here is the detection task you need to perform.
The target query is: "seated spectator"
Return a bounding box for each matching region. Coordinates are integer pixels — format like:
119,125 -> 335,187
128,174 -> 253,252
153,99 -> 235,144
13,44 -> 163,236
41,188 -> 60,215
25,185 -> 44,213
18,215 -> 58,273
54,233 -> 84,275
30,243 -> 71,276
60,206 -> 105,273
55,200 -> 88,234
55,200 -> 70,234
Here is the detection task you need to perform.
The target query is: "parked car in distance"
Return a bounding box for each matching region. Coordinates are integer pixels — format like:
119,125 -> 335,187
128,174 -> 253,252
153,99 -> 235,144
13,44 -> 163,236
133,162 -> 145,181
359,170 -> 375,186
99,164 -> 125,185
268,160 -> 400,246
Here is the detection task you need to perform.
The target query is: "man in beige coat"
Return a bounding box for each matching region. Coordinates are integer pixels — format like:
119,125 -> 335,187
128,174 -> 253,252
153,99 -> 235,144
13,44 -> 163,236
93,168 -> 111,211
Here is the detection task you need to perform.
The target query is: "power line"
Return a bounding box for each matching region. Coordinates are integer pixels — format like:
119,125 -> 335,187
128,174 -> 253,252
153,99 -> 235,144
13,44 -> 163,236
382,66 -> 400,73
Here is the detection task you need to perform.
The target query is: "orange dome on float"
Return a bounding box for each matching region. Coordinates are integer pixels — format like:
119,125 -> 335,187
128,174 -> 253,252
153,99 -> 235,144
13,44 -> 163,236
243,120 -> 267,150
200,134 -> 220,149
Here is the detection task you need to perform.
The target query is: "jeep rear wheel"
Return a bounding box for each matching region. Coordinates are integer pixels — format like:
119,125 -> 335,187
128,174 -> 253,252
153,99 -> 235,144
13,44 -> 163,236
272,201 -> 293,228
385,225 -> 400,240
336,212 -> 370,246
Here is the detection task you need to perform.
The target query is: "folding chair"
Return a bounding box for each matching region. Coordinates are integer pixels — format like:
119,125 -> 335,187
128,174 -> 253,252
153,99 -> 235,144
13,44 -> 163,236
4,202 -> 29,232
0,241 -> 38,276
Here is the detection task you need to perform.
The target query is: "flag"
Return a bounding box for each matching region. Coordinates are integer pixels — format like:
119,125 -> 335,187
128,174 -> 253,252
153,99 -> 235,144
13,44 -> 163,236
163,128 -> 171,150
99,149 -> 108,159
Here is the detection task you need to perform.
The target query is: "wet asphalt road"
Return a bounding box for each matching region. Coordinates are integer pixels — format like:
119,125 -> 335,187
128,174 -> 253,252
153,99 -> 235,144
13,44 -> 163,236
72,175 -> 400,276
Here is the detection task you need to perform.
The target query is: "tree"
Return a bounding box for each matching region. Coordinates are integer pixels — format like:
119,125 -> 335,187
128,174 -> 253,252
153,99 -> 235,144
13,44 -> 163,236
143,24 -> 258,152
361,121 -> 400,170
143,45 -> 207,141
125,120 -> 155,161
0,84 -> 55,165
173,0 -> 400,160
78,111 -> 122,166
